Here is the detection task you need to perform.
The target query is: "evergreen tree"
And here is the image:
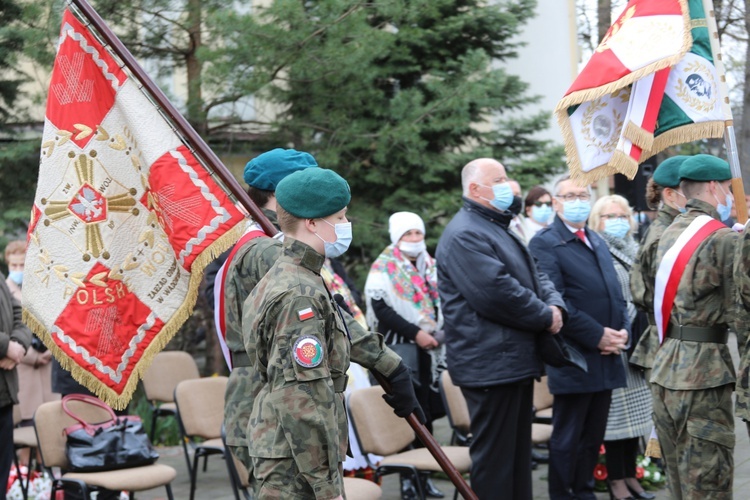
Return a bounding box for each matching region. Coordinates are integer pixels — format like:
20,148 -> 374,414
211,0 -> 563,278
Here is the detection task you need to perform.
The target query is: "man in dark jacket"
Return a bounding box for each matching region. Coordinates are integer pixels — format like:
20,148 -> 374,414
436,158 -> 566,500
528,176 -> 628,500
1,273 -> 32,492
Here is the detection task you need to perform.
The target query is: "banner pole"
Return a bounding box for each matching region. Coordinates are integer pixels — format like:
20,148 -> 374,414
702,0 -> 748,223
67,0 -> 277,236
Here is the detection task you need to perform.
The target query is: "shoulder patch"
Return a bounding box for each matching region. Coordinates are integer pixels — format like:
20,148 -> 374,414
297,307 -> 315,321
293,335 -> 324,368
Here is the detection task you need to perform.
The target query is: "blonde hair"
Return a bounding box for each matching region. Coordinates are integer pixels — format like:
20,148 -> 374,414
4,240 -> 26,263
589,194 -> 637,235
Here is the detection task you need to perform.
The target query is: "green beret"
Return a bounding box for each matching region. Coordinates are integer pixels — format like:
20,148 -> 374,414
243,148 -> 318,190
652,155 -> 689,188
276,168 -> 351,218
679,154 -> 732,182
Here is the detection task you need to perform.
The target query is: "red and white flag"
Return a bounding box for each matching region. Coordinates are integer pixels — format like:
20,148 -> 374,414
556,0 -> 691,184
23,9 -> 245,408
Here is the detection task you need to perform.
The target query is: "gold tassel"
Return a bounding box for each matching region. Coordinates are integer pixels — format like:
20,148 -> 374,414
645,427 -> 662,459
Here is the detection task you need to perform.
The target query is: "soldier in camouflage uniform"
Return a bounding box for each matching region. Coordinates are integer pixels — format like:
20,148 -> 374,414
734,201 -> 750,439
651,155 -> 745,500
223,149 -> 317,472
243,167 -> 423,499
630,156 -> 689,382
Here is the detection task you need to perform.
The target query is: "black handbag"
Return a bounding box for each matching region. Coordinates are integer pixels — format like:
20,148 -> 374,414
388,342 -> 421,384
537,331 -> 588,373
63,394 -> 159,472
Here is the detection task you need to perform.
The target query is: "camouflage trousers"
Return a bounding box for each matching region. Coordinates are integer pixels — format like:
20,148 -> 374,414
250,457 -> 343,499
652,383 -> 734,500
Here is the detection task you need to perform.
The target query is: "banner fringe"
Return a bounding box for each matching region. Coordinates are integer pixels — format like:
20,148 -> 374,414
642,121 -> 726,160
624,121 -> 655,151
22,222 -> 245,410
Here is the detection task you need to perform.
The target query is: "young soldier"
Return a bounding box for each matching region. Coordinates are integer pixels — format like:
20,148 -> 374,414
243,167 -> 422,499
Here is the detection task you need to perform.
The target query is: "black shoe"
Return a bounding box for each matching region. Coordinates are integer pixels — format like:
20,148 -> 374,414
422,477 -> 445,498
627,484 -> 656,500
400,476 -> 418,500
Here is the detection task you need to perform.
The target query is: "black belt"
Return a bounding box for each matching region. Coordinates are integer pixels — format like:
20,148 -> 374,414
666,323 -> 728,344
230,351 -> 251,368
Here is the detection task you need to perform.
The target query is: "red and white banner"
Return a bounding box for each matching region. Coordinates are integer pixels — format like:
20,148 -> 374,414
653,215 -> 725,344
23,9 -> 245,408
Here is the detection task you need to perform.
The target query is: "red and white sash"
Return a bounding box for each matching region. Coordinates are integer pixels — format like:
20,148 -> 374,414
654,215 -> 726,344
213,223 -> 268,369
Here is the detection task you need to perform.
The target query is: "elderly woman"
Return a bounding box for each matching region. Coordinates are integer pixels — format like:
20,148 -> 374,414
365,211 -> 446,499
590,195 -> 654,500
522,185 -> 554,239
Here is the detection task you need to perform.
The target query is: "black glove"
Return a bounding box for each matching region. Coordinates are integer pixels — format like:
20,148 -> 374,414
381,362 -> 426,423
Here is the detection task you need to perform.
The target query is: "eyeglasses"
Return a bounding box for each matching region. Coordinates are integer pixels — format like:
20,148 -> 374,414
600,214 -> 629,221
533,201 -> 551,208
555,193 -> 591,202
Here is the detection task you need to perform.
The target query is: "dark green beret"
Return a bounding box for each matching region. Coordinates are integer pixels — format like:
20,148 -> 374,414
679,154 -> 732,182
652,155 -> 689,188
276,168 -> 351,218
243,148 -> 318,190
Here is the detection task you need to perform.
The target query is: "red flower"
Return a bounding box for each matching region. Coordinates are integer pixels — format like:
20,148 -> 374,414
636,467 -> 644,479
593,464 -> 608,481
387,262 -> 396,274
413,293 -> 424,303
599,444 -> 606,455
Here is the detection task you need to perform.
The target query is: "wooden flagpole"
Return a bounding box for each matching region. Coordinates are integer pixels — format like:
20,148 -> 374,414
68,1 -> 475,494
703,0 -> 748,223
68,0 -> 278,236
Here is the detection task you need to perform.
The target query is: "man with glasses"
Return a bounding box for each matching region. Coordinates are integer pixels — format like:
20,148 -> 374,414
529,175 -> 628,500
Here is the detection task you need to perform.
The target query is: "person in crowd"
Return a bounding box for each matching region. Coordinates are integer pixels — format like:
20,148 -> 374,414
365,211 -> 446,498
528,175 -> 628,500
630,156 -> 689,383
589,196 -> 654,500
522,185 -> 554,239
221,148 -> 316,472
4,240 -> 58,467
436,158 -> 566,500
242,167 -> 423,499
507,179 -> 528,244
651,154 -> 746,499
0,271 -> 32,495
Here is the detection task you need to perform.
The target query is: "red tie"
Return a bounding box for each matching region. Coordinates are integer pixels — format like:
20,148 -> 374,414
575,229 -> 586,243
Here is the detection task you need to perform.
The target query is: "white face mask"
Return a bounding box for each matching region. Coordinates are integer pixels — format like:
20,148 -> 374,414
399,240 -> 426,258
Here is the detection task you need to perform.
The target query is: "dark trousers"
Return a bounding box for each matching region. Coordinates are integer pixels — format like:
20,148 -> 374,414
604,437 -> 639,480
462,379 -> 533,500
548,390 -> 612,500
1,405 -> 13,500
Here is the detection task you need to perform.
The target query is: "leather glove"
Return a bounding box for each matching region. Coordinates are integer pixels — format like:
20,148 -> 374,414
381,362 -> 426,423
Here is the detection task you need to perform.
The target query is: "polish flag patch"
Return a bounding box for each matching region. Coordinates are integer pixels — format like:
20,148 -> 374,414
298,307 -> 315,321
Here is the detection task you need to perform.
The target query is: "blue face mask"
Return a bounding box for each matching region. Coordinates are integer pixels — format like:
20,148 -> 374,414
530,204 -> 553,224
562,199 -> 591,224
480,182 -> 514,212
317,219 -> 352,258
603,218 -> 630,239
715,184 -> 733,221
8,270 -> 23,285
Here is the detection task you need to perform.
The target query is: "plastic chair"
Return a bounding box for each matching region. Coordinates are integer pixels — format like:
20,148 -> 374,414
533,375 -> 554,424
438,371 -> 472,446
221,424 -> 251,500
33,399 -> 176,499
347,386 -> 471,500
141,350 -> 200,443
173,376 -> 230,500
343,477 -> 382,499
13,405 -> 37,500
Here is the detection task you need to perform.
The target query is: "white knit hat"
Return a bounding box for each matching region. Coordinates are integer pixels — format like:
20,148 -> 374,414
388,211 -> 425,245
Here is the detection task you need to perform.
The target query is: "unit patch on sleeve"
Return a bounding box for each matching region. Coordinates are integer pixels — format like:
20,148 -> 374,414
293,335 -> 324,368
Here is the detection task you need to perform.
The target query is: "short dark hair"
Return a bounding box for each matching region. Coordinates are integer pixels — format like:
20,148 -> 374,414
681,179 -> 705,199
276,204 -> 301,233
247,186 -> 274,208
524,185 -> 551,208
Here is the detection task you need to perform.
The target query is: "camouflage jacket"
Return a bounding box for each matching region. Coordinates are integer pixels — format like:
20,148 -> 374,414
651,199 -> 741,390
630,204 -> 680,369
242,238 -> 364,499
733,220 -> 750,419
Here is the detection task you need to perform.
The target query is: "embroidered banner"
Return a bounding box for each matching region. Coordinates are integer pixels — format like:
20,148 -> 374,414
556,0 -> 725,185
23,9 -> 245,409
